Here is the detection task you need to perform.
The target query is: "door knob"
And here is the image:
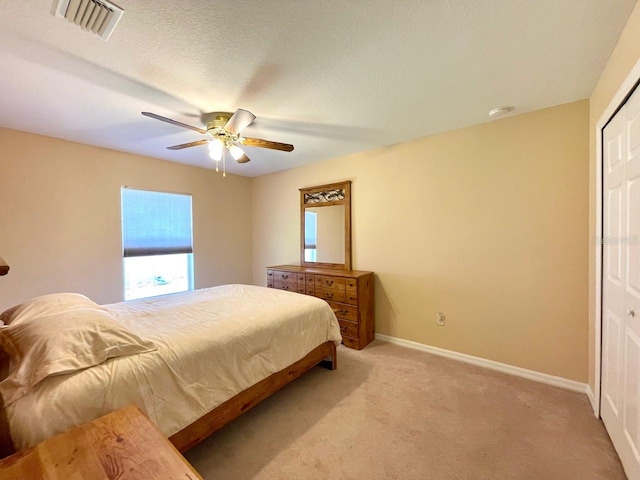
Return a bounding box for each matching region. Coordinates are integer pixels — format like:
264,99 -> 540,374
627,309 -> 636,318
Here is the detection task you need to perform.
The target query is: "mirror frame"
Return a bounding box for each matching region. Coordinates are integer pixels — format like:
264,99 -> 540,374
300,180 -> 352,270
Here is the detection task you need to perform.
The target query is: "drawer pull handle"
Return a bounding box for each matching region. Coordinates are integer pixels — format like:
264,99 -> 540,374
282,286 -> 289,290
326,293 -> 333,299
349,296 -> 356,301
282,275 -> 288,279
340,326 -> 347,333
326,280 -> 334,286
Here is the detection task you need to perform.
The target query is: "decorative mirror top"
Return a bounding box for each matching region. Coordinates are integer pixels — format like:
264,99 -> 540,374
303,188 -> 346,205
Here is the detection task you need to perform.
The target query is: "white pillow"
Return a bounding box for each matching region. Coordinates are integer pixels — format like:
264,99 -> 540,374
0,293 -> 105,326
0,308 -> 157,406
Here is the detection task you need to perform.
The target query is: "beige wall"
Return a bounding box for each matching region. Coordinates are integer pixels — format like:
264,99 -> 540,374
0,128 -> 253,310
589,2 -> 640,392
252,100 -> 590,382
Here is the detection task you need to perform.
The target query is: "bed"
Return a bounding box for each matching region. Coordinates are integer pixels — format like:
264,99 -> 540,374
0,284 -> 342,455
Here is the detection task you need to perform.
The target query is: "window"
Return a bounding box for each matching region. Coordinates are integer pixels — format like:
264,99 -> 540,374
121,187 -> 194,300
304,210 -> 317,262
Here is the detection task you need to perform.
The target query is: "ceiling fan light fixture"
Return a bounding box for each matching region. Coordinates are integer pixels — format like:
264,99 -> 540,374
208,138 -> 223,161
228,145 -> 245,161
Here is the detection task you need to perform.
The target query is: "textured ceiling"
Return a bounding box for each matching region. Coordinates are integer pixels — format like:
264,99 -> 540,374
0,1 -> 636,177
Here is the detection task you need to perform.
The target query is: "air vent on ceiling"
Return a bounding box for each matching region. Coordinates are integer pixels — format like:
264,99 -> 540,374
52,0 -> 123,41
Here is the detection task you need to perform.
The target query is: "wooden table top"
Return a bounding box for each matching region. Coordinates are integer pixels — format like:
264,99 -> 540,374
0,405 -> 203,480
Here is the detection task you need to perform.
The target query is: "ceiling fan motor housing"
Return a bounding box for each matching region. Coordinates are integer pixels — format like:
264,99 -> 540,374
206,112 -> 234,130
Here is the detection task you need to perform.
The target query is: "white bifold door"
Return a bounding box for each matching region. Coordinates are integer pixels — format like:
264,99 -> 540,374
602,84 -> 640,480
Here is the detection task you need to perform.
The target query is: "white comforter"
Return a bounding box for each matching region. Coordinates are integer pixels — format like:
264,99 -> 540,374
6,284 -> 342,450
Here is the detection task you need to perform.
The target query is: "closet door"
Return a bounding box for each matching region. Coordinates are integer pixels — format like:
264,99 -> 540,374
602,85 -> 640,479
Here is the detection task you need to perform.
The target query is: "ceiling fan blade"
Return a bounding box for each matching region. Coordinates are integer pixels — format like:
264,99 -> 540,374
242,137 -> 294,152
167,139 -> 209,150
224,108 -> 256,134
142,112 -> 207,134
235,152 -> 251,164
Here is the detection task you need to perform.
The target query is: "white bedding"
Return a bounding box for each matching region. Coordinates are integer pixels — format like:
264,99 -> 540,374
6,284 -> 342,450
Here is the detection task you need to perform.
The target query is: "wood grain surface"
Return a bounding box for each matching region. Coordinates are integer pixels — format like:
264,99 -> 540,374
0,405 -> 203,480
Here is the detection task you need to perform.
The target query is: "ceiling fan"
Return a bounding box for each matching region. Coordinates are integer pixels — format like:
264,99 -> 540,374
141,109 -> 294,173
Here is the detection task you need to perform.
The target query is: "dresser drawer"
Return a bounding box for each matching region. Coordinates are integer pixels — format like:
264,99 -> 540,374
345,278 -> 358,292
328,301 -> 358,322
344,290 -> 358,305
314,275 -> 346,291
341,336 -> 360,349
314,287 -> 346,303
305,276 -> 315,295
274,271 -> 296,283
274,280 -> 296,291
338,319 -> 358,338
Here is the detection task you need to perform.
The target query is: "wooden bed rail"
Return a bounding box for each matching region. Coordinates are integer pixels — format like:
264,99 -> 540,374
170,341 -> 337,452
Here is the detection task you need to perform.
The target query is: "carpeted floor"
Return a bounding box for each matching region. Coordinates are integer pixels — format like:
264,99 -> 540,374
184,341 -> 625,479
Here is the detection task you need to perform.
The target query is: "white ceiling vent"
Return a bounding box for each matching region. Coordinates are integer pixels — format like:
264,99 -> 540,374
52,0 -> 123,41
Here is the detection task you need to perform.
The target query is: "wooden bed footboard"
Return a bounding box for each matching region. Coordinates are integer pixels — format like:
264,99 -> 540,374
170,340 -> 337,452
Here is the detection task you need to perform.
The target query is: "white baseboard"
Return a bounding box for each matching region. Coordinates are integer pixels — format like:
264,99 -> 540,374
375,333 -> 589,394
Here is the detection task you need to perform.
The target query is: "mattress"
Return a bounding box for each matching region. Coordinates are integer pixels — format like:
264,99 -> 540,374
6,284 -> 342,450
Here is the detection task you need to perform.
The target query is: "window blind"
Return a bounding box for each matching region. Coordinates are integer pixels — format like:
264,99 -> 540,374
122,187 -> 193,257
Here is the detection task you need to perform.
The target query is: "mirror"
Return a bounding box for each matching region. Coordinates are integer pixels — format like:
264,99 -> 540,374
305,206 -> 345,264
300,181 -> 351,270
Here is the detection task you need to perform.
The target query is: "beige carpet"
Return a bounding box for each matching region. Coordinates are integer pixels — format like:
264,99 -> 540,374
184,341 -> 625,479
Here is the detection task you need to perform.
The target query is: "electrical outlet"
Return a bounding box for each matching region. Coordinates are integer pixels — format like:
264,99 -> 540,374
436,312 -> 446,326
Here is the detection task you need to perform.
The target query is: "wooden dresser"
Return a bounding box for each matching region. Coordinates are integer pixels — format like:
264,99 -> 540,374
267,265 -> 374,349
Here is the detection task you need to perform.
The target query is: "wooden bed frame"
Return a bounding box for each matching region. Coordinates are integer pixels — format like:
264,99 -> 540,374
170,341 -> 337,451
0,341 -> 337,457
